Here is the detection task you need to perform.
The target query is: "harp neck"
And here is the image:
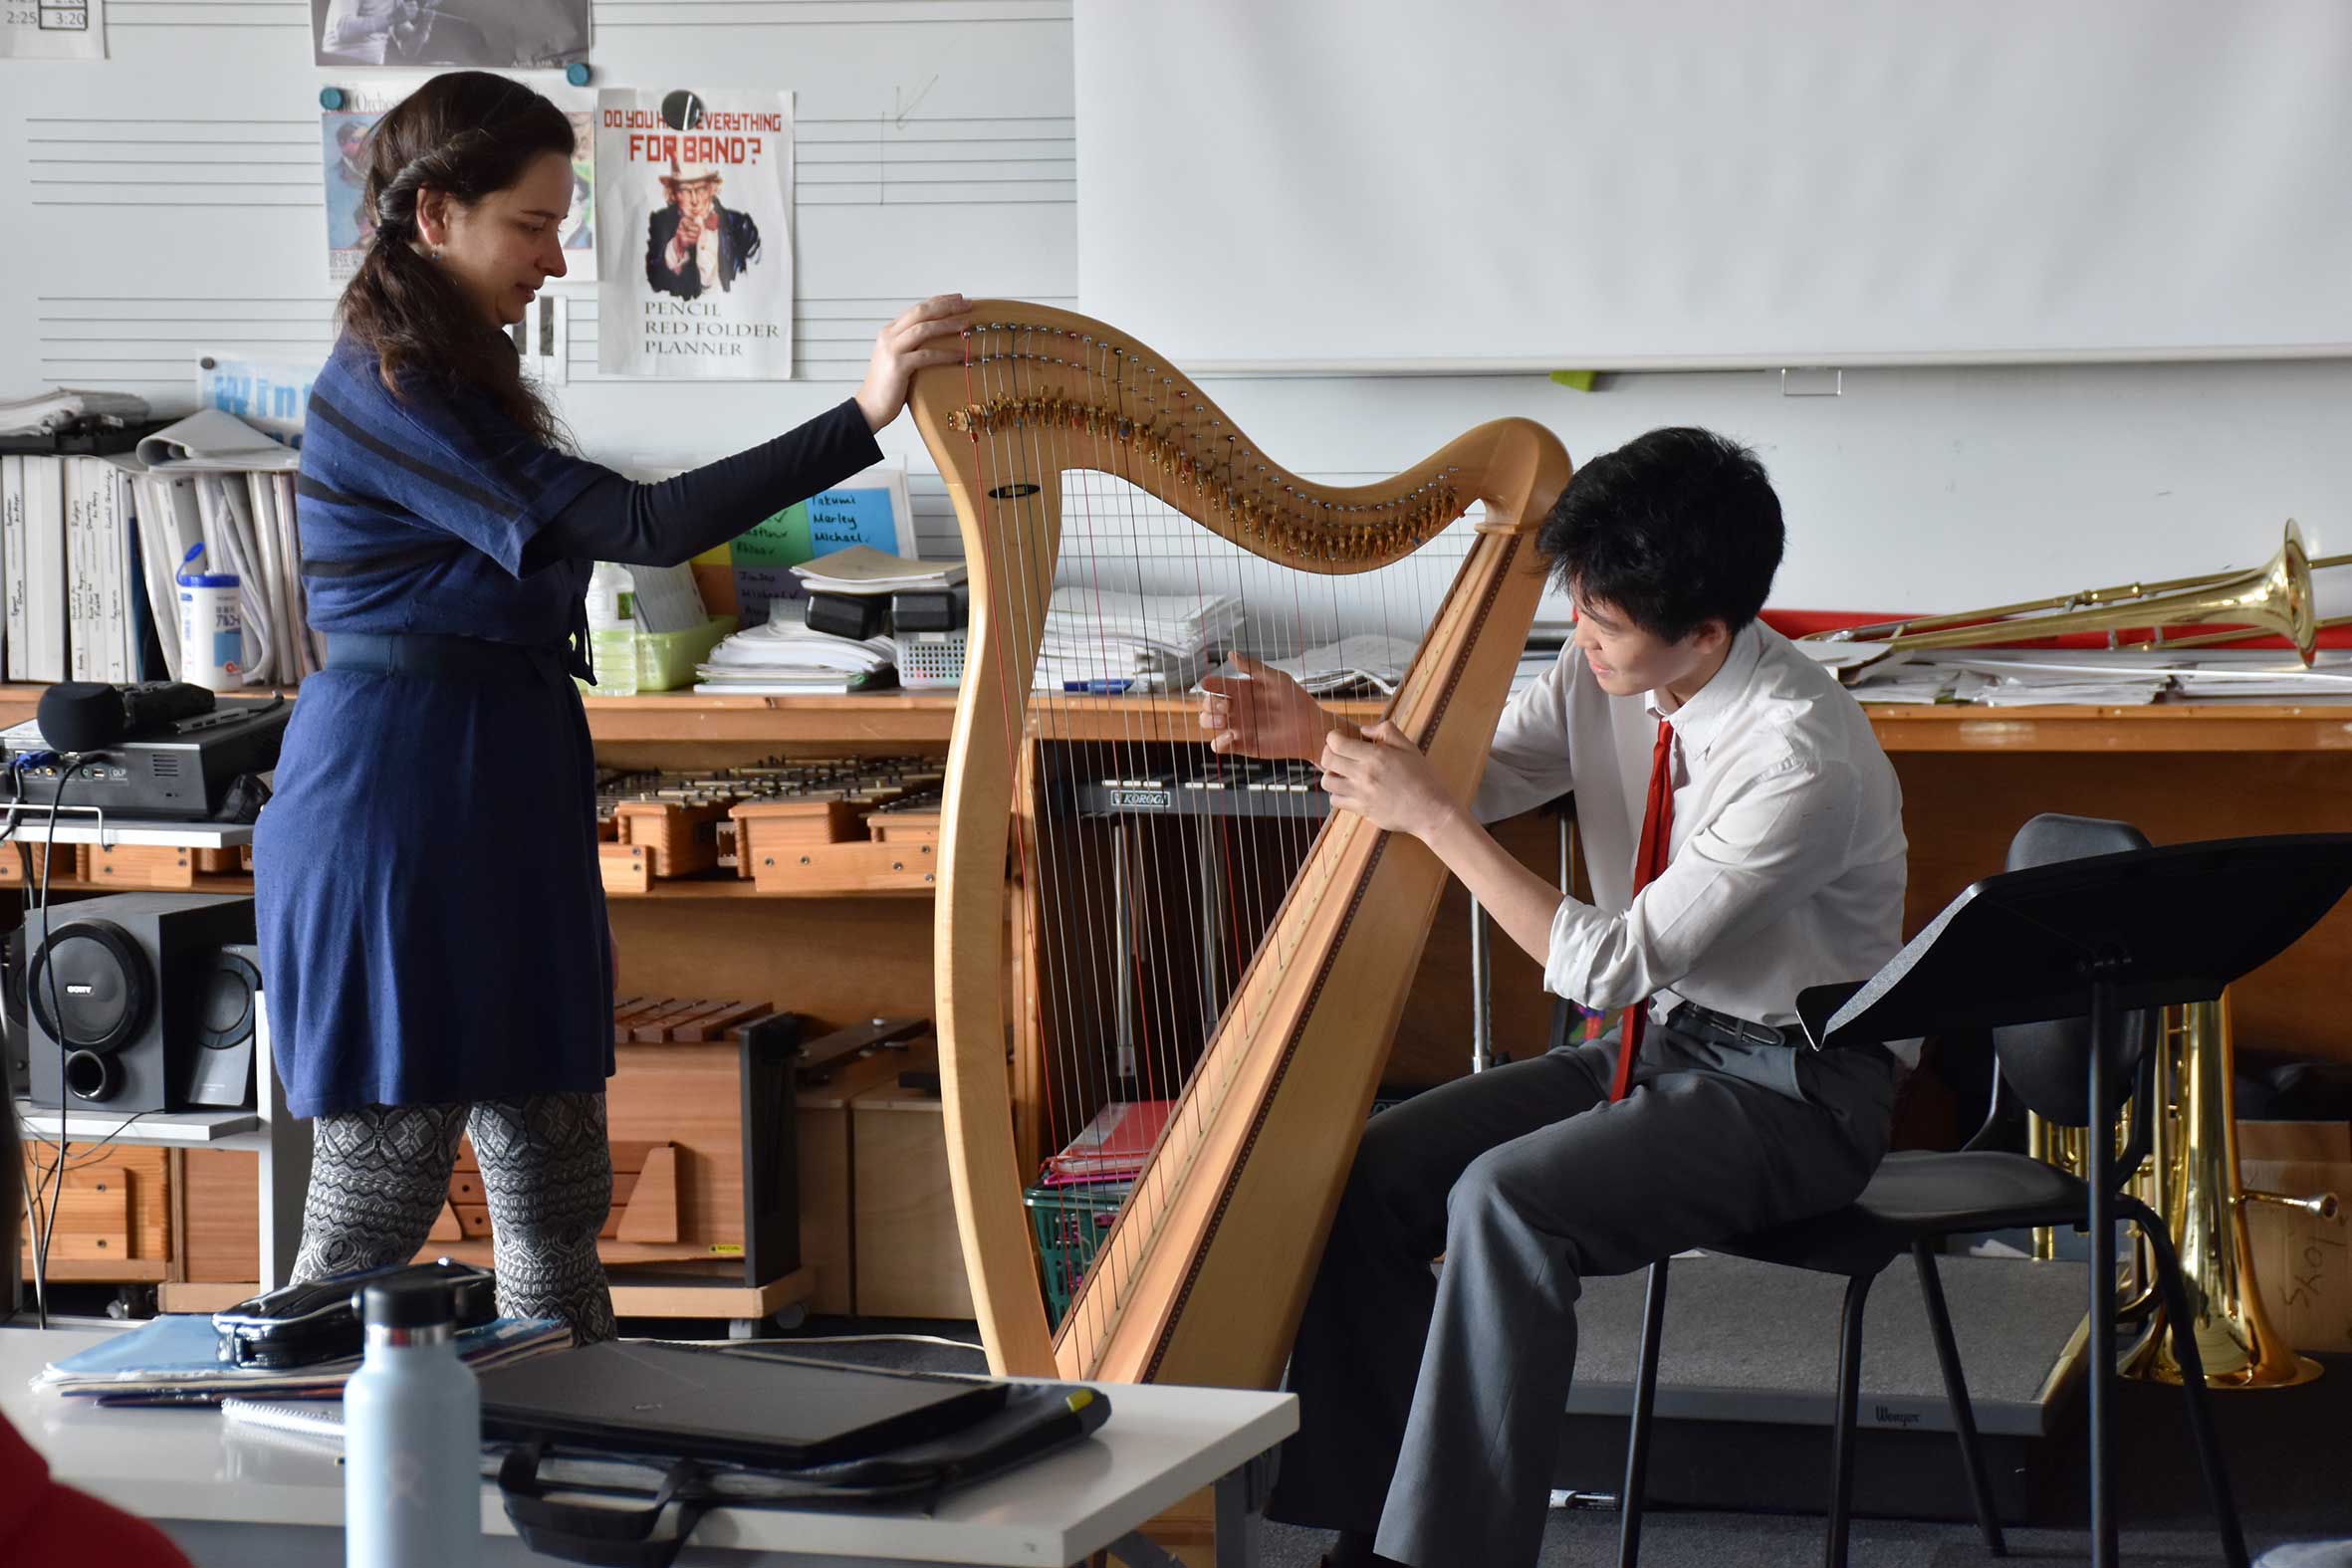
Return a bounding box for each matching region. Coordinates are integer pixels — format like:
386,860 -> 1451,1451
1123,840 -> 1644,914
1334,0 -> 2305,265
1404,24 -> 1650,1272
911,302 -> 1565,569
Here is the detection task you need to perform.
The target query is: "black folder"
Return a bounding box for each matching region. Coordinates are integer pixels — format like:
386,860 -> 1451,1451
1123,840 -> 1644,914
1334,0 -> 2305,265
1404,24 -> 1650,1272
477,1341 -> 1005,1467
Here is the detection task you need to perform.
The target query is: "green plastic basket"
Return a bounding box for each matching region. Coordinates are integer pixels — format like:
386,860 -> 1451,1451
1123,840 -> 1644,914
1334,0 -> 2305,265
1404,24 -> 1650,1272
1024,1181 -> 1131,1330
635,613 -> 736,693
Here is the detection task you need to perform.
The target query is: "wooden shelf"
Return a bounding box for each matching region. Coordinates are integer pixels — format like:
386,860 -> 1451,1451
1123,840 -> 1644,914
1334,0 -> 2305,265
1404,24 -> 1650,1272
1859,701 -> 2352,753
597,693 -> 2352,753
19,872 -> 930,901
8,682 -> 2346,755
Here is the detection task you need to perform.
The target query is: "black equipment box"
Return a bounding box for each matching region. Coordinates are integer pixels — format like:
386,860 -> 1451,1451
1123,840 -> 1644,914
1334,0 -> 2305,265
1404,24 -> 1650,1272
3,696 -> 290,822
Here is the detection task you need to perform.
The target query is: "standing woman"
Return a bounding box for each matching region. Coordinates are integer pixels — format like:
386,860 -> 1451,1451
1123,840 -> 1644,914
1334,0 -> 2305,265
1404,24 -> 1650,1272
258,71 -> 967,1341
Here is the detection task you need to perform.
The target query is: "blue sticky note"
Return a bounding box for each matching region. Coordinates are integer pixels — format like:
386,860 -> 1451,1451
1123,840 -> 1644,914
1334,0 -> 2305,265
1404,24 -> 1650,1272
804,486 -> 899,555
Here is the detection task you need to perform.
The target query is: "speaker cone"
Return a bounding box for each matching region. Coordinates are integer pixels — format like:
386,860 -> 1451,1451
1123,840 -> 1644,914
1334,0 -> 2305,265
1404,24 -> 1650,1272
197,951 -> 262,1050
27,920 -> 154,1057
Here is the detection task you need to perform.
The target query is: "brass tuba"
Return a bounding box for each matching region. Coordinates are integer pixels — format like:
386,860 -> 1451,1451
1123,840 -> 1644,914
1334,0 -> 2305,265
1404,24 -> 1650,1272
2028,991 -> 2342,1387
1804,523 -> 2341,667
2119,994 -> 2340,1388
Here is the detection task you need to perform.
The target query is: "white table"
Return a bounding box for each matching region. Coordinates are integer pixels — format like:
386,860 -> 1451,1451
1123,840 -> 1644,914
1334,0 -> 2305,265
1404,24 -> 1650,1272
2,1327 -> 1296,1568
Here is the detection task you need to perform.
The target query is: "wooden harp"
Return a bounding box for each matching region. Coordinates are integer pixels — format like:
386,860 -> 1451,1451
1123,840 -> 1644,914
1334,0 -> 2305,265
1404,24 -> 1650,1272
912,302 -> 1570,1387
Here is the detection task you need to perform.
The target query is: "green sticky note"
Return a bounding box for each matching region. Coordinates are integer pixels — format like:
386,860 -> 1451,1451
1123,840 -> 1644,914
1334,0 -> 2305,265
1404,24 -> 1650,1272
1548,369 -> 1597,392
731,501 -> 812,567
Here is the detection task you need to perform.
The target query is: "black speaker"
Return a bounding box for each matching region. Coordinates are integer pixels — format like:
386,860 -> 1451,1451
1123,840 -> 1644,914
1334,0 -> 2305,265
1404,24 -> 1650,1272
187,942 -> 263,1109
21,893 -> 260,1115
2,923 -> 26,1099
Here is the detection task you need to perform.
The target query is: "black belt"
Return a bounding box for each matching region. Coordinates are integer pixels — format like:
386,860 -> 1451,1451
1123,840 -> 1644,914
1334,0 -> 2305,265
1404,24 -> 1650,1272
326,631 -> 582,685
1666,1001 -> 1791,1051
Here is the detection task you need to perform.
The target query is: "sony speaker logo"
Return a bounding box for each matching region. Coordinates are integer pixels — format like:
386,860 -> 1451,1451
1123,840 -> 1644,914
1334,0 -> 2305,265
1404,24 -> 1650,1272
66,984 -> 94,997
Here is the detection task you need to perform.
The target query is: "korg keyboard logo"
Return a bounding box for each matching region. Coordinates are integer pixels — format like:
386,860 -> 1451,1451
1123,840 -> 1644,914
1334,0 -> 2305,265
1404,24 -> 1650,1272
1110,788 -> 1172,810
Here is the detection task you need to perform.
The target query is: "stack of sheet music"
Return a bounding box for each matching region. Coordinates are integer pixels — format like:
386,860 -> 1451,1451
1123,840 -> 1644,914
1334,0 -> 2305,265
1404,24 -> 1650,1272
2172,653 -> 2352,697
1261,632 -> 1419,696
693,600 -> 898,695
1036,585 -> 1243,693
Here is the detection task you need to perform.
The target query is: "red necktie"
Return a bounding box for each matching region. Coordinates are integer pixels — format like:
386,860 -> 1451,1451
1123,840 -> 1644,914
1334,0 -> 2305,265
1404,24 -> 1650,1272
1610,718 -> 1677,1102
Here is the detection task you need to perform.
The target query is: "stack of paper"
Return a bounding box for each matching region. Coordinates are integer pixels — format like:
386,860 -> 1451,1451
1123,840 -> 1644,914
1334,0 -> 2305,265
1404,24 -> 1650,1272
1036,586 -> 1243,693
790,545 -> 964,597
1935,653 -> 2174,706
0,387 -> 150,437
36,1312 -> 570,1408
1848,666 -> 1997,705
1040,1099 -> 1174,1188
1262,632 -> 1420,696
2172,653 -> 2352,698
694,600 -> 898,695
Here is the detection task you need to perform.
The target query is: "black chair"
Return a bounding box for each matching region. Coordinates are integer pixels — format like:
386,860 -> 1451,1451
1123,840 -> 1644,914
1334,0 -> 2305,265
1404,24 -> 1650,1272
1614,814 -> 2248,1568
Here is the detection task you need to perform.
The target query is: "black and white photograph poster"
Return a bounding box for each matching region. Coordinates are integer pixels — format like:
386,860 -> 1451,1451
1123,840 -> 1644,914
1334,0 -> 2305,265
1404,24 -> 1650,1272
311,0 -> 589,70
595,87 -> 796,379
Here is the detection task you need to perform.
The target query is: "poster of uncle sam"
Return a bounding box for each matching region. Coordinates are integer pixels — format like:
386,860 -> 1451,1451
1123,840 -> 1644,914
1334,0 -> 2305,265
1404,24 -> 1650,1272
596,88 -> 795,378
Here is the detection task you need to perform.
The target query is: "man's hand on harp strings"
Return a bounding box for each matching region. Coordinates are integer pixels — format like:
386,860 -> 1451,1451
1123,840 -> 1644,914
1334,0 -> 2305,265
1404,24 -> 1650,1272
1318,721 -> 1458,841
1198,654 -> 1350,760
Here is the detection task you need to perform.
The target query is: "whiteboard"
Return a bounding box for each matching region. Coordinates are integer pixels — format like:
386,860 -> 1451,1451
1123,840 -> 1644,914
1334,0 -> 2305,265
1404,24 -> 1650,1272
1076,0 -> 2352,370
0,0 -> 1077,491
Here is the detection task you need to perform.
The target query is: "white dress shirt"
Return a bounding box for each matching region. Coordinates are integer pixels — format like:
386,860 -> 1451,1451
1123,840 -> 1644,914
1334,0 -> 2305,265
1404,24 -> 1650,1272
1473,622 -> 1908,1052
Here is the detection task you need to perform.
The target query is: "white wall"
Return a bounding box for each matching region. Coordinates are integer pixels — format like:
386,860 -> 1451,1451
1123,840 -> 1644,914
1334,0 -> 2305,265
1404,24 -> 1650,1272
1174,356 -> 2352,622
4,3 -> 2345,637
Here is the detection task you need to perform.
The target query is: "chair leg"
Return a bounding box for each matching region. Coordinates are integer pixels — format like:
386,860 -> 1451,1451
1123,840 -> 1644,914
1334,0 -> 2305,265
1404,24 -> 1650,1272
1912,1241 -> 2006,1557
1824,1270 -> 1875,1568
1617,1257 -> 1670,1568
2122,1197 -> 2249,1568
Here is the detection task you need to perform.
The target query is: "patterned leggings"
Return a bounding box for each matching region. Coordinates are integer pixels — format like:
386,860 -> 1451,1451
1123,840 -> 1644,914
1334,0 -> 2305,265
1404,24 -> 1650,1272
292,1091 -> 617,1344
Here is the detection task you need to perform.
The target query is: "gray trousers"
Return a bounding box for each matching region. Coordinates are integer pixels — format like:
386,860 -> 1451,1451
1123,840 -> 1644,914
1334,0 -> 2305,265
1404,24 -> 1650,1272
1266,1022 -> 1897,1568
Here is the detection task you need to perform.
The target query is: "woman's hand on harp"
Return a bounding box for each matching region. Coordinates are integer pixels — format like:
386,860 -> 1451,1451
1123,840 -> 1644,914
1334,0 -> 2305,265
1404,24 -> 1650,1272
855,295 -> 974,433
1319,722 -> 1458,842
1199,654 -> 1340,761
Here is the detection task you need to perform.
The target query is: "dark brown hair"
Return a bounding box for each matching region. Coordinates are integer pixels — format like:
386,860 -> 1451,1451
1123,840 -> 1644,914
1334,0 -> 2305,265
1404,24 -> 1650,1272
339,71 -> 574,444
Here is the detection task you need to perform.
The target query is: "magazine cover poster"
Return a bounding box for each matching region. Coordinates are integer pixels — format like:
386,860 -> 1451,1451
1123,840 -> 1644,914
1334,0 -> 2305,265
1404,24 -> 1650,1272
324,109 -> 386,281
596,88 -> 795,379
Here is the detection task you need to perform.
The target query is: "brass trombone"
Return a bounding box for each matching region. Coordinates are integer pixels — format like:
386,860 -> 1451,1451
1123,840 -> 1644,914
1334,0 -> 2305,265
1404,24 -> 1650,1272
1804,523 -> 2344,666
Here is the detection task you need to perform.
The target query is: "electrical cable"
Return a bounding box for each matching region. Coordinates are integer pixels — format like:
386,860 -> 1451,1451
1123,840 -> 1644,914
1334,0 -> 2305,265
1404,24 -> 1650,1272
29,755 -> 99,1327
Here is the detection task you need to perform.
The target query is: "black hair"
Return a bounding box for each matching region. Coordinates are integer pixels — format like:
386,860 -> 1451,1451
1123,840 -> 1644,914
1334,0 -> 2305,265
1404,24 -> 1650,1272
1535,426 -> 1784,643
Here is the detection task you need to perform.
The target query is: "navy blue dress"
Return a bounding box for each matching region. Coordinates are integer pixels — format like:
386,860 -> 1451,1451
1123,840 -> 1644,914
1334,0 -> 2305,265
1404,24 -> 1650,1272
259,340 -> 611,1117
259,336 -> 878,1118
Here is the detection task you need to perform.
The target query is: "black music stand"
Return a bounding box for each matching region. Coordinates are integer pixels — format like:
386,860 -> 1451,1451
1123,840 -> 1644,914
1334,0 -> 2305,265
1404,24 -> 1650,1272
1798,832 -> 2352,1568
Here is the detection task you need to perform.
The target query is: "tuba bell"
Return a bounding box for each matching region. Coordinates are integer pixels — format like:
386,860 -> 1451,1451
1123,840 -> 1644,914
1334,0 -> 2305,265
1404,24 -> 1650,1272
2119,993 -> 2340,1388
2029,990 -> 2342,1387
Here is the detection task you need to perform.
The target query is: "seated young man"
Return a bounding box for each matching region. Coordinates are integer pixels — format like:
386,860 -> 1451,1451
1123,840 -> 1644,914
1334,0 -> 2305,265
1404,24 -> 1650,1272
1,1096 -> 194,1566
1198,426 -> 1908,1568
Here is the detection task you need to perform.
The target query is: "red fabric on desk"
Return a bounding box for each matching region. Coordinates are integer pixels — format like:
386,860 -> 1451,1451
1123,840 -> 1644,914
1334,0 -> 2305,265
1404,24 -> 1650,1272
0,1408 -> 192,1568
